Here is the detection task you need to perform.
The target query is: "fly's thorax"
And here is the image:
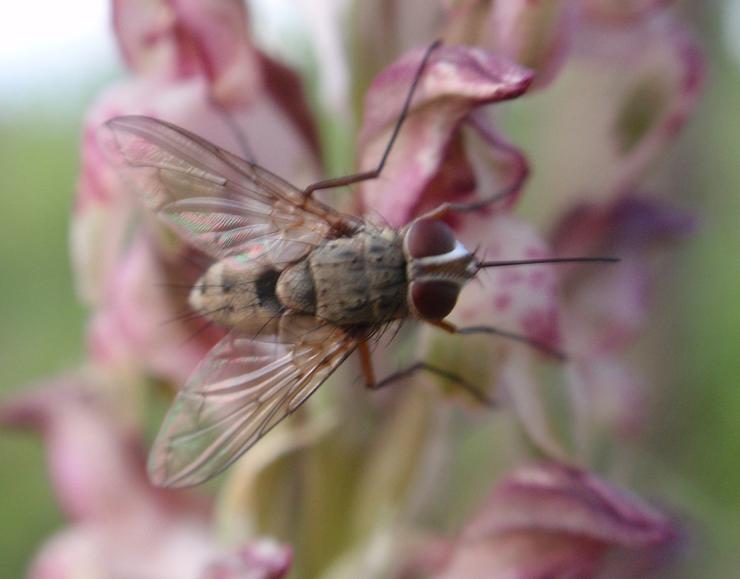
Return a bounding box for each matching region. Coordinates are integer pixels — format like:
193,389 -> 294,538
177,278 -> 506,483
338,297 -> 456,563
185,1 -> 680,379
278,227 -> 408,325
402,219 -> 477,320
189,257 -> 283,333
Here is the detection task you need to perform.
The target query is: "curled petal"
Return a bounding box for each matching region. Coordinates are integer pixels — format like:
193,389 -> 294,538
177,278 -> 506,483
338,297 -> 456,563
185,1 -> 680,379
113,0 -> 261,105
607,23 -> 705,195
0,378 -> 154,522
437,462 -> 676,578
527,18 -> 704,224
394,114 -> 531,225
552,196 -> 696,257
358,45 -> 533,226
467,463 -> 674,545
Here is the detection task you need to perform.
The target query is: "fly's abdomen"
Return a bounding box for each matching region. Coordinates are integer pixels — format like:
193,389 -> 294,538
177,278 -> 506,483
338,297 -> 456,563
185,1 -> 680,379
277,228 -> 408,325
190,258 -> 283,334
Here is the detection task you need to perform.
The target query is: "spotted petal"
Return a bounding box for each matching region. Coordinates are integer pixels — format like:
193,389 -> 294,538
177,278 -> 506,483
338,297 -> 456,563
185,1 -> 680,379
358,44 -> 533,227
436,462 -> 677,578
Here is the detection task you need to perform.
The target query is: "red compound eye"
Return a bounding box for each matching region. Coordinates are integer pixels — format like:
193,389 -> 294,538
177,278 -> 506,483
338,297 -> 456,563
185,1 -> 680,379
410,280 -> 460,320
406,219 -> 455,258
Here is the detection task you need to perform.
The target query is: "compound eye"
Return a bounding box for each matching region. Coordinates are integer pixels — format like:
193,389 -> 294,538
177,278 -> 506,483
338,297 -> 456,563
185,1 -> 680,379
410,280 -> 460,320
405,219 -> 455,258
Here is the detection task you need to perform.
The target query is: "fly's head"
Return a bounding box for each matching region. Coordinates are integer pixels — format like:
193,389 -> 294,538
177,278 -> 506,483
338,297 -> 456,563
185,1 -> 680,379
403,218 -> 479,320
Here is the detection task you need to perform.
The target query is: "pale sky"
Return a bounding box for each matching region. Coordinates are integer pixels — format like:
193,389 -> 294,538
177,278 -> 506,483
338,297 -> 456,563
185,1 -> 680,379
0,0 -> 305,112
0,1 -> 116,107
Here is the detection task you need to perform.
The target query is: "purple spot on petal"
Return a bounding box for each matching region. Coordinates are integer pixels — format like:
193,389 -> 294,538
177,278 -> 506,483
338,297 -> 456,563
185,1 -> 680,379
521,307 -> 561,350
499,270 -> 525,286
495,293 -> 512,312
529,269 -> 549,290
525,246 -> 548,259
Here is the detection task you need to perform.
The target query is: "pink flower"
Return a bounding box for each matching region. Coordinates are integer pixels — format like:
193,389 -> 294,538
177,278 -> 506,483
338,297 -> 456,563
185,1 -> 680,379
9,1 -> 705,577
0,378 -> 291,579
526,14 -> 704,225
358,44 -> 533,226
435,462 -> 677,579
73,0 -> 320,385
554,196 -> 694,441
113,0 -> 261,106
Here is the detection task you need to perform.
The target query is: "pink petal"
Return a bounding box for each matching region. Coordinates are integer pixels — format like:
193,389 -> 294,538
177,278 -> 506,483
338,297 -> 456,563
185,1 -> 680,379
453,213 -> 561,354
0,378 -> 155,522
606,23 -> 705,196
87,233 -> 222,386
28,527 -> 107,579
526,17 -> 704,224
569,355 -> 648,440
552,196 -> 694,443
554,196 -> 694,352
113,0 -> 178,76
113,0 -> 261,105
201,540 -> 293,579
437,462 -> 676,578
425,213 -> 564,453
469,463 -> 675,545
168,0 -> 261,106
358,44 -> 533,227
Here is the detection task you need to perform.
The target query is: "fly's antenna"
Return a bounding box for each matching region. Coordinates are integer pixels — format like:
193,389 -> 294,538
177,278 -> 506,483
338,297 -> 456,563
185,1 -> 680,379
476,256 -> 619,271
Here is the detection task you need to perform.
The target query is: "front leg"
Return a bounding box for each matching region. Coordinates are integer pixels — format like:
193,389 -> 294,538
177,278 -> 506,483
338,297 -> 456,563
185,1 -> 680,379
302,41 -> 442,200
427,320 -> 566,361
360,341 -> 495,407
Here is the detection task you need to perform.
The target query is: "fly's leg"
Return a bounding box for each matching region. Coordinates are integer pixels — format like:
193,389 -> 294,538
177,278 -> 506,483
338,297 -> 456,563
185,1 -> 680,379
213,103 -> 257,163
358,341 -> 377,388
415,179 -> 523,222
428,320 -> 566,361
358,339 -> 493,406
416,113 -> 530,221
302,40 -> 442,200
372,361 -> 496,407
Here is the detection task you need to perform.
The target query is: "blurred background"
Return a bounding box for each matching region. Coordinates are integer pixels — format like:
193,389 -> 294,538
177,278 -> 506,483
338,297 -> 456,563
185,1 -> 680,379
0,1 -> 737,577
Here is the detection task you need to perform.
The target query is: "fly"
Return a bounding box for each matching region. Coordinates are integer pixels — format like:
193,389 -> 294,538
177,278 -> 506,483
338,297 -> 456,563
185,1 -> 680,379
104,41 -> 617,488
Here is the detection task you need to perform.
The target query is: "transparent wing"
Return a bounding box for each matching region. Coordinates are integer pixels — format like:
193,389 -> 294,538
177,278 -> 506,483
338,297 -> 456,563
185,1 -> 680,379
147,315 -> 358,488
103,115 -> 358,263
